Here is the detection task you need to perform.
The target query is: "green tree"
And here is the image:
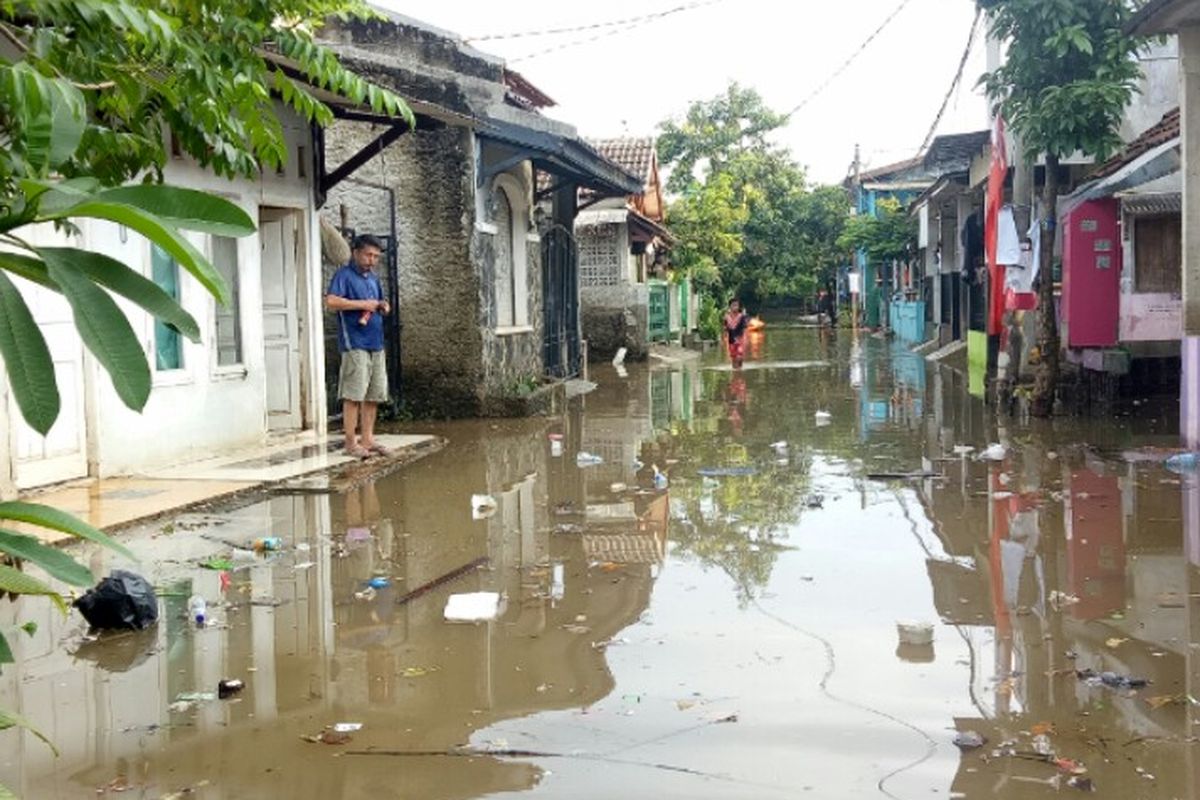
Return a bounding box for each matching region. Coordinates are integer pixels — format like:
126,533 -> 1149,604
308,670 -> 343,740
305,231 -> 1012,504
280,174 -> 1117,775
980,0 -> 1144,416
0,0 -> 407,763
836,197 -> 916,266
658,85 -> 847,310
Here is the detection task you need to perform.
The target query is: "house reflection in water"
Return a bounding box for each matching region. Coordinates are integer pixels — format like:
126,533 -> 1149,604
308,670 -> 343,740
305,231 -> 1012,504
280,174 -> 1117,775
0,370 -> 682,798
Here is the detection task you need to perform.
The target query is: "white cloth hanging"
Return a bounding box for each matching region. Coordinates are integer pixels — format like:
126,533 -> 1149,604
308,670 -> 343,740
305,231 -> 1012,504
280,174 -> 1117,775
997,205 -> 1022,266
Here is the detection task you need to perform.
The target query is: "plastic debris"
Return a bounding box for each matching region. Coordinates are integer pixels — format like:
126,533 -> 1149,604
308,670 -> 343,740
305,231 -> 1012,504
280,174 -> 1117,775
1049,591 -> 1080,609
367,576 -> 391,590
346,526 -> 372,543
200,557 -> 235,571
252,537 -> 283,552
653,466 -> 669,490
814,410 -> 832,422
1105,637 -> 1129,649
303,729 -> 351,745
896,621 -> 934,646
1166,452 -> 1200,472
952,445 -> 975,456
979,443 -> 1007,461
294,561 -> 315,571
187,595 -> 207,627
1076,668 -> 1149,689
576,452 -> 604,467
75,570 -> 159,631
612,347 -> 627,366
1066,776 -> 1095,792
218,679 -> 244,699
401,666 -> 439,678
610,482 -> 628,493
333,722 -> 363,733
769,441 -> 788,454
444,592 -> 505,622
471,494 -> 498,520
953,731 -> 986,750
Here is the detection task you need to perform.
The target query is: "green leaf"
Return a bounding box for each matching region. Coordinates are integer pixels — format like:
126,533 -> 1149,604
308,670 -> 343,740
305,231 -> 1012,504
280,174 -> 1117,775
20,622 -> 37,638
0,632 -> 11,665
0,251 -> 56,291
93,186 -> 256,237
0,270 -> 60,435
0,502 -> 134,562
0,564 -> 64,608
0,530 -> 93,587
38,247 -> 201,342
0,706 -> 59,756
42,254 -> 151,412
46,78 -> 86,167
42,201 -> 230,305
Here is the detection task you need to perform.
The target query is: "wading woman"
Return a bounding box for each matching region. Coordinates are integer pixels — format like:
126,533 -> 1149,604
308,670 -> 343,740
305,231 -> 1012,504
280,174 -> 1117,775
724,298 -> 748,369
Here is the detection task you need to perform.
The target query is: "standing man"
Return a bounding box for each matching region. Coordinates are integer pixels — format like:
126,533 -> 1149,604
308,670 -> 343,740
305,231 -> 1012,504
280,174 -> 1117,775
326,234 -> 391,458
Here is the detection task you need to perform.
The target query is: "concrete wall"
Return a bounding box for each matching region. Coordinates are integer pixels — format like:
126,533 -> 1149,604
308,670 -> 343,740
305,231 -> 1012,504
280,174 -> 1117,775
581,284 -> 650,361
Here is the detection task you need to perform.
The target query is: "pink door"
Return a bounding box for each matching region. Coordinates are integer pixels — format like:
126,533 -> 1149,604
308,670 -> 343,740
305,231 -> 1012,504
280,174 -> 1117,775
1063,199 -> 1121,348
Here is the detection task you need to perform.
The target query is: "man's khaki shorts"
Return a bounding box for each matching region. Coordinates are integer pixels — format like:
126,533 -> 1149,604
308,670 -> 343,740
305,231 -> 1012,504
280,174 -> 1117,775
338,349 -> 388,403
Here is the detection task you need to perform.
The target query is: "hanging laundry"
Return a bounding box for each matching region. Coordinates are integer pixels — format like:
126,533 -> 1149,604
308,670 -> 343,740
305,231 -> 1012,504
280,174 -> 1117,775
997,206 -> 1022,266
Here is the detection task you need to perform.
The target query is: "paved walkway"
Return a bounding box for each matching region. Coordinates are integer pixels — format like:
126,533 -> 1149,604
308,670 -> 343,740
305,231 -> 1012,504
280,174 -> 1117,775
18,433 -> 441,544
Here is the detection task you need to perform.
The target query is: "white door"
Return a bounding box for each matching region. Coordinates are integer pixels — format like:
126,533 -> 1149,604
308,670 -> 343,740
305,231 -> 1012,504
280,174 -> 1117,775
260,212 -> 303,431
10,277 -> 88,489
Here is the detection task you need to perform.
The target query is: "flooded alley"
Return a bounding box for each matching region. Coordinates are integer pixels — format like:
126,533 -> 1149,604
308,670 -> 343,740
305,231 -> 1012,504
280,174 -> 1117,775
2,328 -> 1197,799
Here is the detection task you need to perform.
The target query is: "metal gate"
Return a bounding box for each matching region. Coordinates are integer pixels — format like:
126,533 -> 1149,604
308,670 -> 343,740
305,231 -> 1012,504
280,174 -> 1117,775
541,224 -> 580,379
648,282 -> 669,342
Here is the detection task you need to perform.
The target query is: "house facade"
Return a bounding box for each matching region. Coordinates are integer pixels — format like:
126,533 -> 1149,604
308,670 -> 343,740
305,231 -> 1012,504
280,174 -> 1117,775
0,108 -> 328,496
316,12 -> 641,418
576,137 -> 675,361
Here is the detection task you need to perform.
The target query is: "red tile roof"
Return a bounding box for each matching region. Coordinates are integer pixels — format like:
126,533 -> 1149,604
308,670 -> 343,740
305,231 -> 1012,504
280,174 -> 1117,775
586,137 -> 657,185
1091,107 -> 1180,180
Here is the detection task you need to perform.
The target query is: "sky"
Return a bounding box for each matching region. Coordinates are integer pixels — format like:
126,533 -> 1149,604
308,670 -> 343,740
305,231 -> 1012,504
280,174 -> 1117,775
374,0 -> 992,185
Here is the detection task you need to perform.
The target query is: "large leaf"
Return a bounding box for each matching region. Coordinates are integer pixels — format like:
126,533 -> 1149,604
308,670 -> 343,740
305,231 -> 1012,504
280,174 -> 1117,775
94,186 -> 256,237
0,706 -> 58,756
42,201 -> 230,305
42,257 -> 151,412
0,502 -> 134,561
0,530 -> 93,587
23,177 -> 103,217
39,247 -> 200,342
0,270 -> 60,435
0,565 -> 66,615
3,63 -> 52,175
0,251 -> 56,291
46,77 -> 86,168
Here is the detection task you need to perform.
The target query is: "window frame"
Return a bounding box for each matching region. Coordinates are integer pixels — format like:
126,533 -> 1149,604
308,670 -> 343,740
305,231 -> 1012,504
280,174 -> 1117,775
209,233 -> 247,377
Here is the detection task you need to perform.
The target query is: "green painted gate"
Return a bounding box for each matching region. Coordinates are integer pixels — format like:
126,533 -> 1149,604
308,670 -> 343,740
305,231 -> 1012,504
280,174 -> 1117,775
649,281 -> 669,342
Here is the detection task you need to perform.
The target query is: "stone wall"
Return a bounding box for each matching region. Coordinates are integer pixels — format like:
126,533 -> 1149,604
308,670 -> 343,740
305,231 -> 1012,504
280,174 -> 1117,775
581,284 -> 649,361
323,121 -> 484,417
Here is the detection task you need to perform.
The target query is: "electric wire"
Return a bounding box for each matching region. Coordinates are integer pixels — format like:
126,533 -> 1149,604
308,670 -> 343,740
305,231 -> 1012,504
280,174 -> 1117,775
464,1 -> 720,43
781,0 -> 915,122
915,5 -> 983,156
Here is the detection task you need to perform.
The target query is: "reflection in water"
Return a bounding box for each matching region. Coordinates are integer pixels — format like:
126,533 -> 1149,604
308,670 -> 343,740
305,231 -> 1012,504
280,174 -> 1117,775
3,330 -> 1200,798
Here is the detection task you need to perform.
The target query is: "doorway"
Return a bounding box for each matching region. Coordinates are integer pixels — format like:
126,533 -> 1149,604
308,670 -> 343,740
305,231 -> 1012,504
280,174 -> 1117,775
260,208 -> 306,432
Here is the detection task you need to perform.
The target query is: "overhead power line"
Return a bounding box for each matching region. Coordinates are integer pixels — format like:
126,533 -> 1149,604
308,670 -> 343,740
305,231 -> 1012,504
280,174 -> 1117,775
781,0 -> 915,122
465,1 -> 721,44
915,5 -> 983,156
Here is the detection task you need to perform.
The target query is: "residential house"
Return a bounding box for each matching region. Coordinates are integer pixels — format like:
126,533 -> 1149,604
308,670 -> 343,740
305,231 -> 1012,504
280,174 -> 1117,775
908,131 -> 991,349
1060,109 -> 1182,378
576,137 -> 676,361
0,105 -> 330,496
1128,2 -> 1200,446
846,156 -> 935,331
316,12 -> 642,418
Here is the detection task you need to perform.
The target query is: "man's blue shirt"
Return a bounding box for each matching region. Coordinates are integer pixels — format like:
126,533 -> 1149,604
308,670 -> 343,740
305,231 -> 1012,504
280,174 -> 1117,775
328,264 -> 385,352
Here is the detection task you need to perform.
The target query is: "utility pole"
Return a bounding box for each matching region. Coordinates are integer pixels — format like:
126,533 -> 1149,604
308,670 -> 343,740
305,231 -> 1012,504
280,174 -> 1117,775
852,144 -> 861,331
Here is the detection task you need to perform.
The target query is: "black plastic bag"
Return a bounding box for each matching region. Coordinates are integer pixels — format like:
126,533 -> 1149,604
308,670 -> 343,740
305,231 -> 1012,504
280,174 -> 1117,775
74,570 -> 158,630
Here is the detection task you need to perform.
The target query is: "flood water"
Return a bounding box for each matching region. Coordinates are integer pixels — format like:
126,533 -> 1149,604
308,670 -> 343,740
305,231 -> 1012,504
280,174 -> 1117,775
3,328 -> 1200,799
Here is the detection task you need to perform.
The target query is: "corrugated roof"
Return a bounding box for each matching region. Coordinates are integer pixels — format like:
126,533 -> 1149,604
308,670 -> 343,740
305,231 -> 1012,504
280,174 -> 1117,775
587,137 -> 657,185
1091,108 -> 1180,180
923,131 -> 989,172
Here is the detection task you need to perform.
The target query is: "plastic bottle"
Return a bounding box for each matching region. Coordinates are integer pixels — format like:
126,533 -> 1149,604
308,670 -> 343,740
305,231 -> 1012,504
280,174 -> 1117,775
1166,452 -> 1200,472
187,595 -> 207,627
253,536 -> 283,552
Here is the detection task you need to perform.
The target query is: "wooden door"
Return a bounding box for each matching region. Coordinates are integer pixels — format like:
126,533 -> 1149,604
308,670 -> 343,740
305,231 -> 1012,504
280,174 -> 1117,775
260,212 -> 302,431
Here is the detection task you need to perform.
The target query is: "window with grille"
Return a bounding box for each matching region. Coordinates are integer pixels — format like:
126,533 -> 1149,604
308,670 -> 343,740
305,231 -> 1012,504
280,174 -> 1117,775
1134,215 -> 1181,294
579,224 -> 621,287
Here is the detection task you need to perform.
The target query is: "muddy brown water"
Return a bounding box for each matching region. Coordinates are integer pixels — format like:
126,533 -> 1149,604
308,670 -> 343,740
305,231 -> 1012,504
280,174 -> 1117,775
1,329 -> 1198,799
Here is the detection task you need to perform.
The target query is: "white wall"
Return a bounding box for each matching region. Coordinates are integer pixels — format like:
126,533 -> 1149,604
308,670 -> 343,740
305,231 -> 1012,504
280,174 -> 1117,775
2,108 -> 326,483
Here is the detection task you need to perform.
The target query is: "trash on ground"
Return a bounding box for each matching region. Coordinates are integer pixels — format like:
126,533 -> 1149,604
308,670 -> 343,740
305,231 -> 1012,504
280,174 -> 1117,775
612,347 -> 627,366
896,621 -> 934,646
367,576 -> 391,590
1076,668 -> 1149,689
697,466 -> 757,478
346,527 -> 372,543
1105,637 -> 1129,649
653,466 -> 669,490
1049,591 -> 1080,609
303,729 -> 352,745
804,494 -> 824,509
471,494 -> 498,520
610,482 -> 628,493
252,536 -> 283,552
401,666 -> 439,678
444,591 -> 505,622
576,452 -> 604,467
1165,452 -> 1200,473
979,443 -> 1007,461
953,730 -> 986,750
334,722 -> 363,733
75,571 -> 159,631
200,557 -> 235,571
218,678 -> 244,698
1066,776 -> 1095,792
187,595 -> 207,627
294,561 -> 315,570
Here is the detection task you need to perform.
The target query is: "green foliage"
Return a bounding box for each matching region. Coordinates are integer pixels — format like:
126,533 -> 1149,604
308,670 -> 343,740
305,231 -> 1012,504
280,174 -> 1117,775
658,85 -> 848,307
0,0 -> 411,193
698,294 -> 723,342
836,198 -> 916,265
979,0 -> 1145,162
